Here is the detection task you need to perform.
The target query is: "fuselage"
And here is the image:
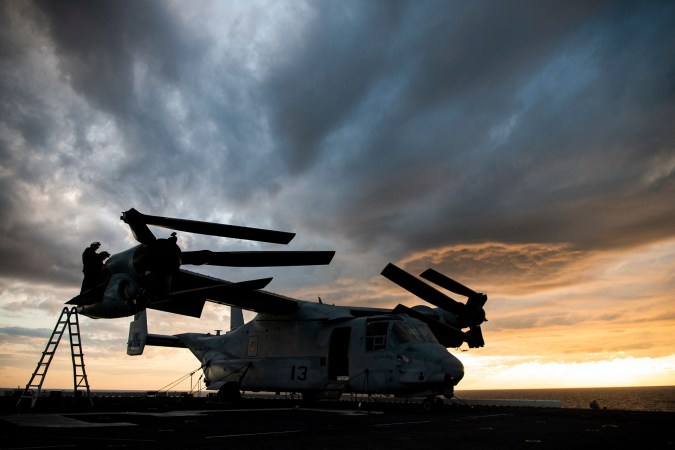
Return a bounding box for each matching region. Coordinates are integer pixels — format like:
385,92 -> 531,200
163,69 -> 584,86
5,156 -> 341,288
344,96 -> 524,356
177,301 -> 464,398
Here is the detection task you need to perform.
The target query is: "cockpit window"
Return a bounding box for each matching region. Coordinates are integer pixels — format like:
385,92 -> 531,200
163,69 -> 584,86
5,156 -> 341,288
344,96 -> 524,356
365,321 -> 389,351
390,321 -> 434,346
416,323 -> 439,344
365,319 -> 439,351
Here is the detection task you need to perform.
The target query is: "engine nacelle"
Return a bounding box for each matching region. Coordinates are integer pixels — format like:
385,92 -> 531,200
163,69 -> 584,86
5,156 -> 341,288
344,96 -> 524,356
78,246 -> 142,319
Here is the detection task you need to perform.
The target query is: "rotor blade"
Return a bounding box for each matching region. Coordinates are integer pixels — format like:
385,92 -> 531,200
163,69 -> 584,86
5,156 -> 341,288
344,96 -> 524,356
123,208 -> 296,244
420,268 -> 488,307
381,263 -> 465,315
466,326 -> 485,348
121,208 -> 157,245
420,268 -> 476,298
181,250 -> 335,267
204,286 -> 299,314
161,277 -> 273,302
393,304 -> 469,348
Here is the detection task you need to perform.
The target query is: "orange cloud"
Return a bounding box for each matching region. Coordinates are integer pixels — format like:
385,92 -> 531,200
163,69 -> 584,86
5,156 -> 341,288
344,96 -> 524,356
389,239 -> 675,389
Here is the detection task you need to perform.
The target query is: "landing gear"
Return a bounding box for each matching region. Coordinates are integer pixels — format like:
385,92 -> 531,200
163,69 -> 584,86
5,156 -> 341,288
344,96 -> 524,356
422,395 -> 445,412
217,382 -> 241,403
301,391 -> 320,404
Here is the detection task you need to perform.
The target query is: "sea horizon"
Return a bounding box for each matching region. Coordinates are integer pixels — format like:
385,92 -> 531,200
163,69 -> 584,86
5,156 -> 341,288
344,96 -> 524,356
6,385 -> 674,412
455,385 -> 675,412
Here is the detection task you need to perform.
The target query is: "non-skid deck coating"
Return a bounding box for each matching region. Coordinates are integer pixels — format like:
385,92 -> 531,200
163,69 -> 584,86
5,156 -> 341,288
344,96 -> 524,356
1,398 -> 672,449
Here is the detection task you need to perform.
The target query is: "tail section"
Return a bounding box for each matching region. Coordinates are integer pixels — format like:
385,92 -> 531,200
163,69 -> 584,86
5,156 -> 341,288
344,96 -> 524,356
127,310 -> 148,355
127,309 -> 186,356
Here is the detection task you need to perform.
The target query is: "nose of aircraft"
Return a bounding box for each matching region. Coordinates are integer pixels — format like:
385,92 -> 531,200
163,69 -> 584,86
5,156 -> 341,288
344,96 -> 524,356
402,344 -> 465,397
422,345 -> 464,396
440,352 -> 464,394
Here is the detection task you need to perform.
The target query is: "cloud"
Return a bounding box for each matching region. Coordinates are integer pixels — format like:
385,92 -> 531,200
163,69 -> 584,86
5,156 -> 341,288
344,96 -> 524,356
390,239 -> 675,355
2,1 -> 674,289
399,242 -> 586,294
0,326 -> 51,339
264,0 -> 675,258
1,0 -> 674,390
459,353 -> 675,389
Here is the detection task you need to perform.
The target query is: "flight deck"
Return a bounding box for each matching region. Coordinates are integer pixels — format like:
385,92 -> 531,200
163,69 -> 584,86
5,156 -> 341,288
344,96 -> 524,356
1,396 -> 671,449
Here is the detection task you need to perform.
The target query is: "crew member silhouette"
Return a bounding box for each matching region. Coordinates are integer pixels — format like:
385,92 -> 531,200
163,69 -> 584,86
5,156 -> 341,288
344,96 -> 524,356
81,241 -> 110,293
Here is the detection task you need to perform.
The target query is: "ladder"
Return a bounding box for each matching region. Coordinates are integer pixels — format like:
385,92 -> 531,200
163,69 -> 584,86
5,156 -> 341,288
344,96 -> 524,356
17,306 -> 93,408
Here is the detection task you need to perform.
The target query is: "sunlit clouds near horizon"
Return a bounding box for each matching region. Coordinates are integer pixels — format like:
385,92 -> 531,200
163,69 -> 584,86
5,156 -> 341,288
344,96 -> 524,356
1,0 -> 674,390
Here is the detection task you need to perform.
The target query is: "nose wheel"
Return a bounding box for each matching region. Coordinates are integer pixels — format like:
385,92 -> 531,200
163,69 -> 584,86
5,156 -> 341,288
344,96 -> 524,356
217,382 -> 242,403
422,395 -> 445,412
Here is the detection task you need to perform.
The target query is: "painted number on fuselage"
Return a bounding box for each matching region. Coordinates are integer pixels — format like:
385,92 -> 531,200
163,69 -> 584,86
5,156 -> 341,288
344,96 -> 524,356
291,365 -> 308,381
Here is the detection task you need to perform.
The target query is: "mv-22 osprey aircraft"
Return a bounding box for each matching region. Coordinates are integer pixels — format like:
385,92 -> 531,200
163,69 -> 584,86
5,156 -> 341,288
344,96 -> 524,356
115,211 -> 489,406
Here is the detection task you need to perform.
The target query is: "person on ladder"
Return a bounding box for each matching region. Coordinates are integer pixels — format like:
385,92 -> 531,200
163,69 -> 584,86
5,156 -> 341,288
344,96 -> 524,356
80,241 -> 110,293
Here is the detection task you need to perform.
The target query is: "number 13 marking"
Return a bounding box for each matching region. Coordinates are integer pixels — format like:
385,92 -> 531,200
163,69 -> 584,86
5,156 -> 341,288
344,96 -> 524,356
291,365 -> 307,381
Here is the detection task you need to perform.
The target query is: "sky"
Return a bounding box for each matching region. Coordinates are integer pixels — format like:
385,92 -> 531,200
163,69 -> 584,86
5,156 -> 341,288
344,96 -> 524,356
1,0 -> 674,392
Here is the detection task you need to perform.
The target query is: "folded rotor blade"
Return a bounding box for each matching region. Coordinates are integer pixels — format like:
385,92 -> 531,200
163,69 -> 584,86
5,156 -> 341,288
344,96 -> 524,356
208,288 -> 298,314
122,208 -> 295,244
162,277 -> 273,302
420,268 -> 487,308
181,250 -> 335,267
466,326 -> 485,348
381,263 -> 465,315
121,209 -> 157,245
420,268 -> 476,297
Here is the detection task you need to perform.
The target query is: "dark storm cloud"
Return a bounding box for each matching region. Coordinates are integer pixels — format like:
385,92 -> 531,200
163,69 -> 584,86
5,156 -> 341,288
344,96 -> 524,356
0,1 -> 180,282
0,1 -> 290,286
264,0 -> 607,169
30,0 -> 214,198
265,0 -> 675,257
34,0 -> 190,116
264,1 -> 410,172
4,0 -> 282,199
1,0 -> 674,294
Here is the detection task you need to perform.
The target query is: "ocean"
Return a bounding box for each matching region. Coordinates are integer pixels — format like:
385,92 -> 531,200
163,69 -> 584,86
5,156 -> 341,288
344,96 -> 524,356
454,385 -> 675,412
7,385 -> 674,412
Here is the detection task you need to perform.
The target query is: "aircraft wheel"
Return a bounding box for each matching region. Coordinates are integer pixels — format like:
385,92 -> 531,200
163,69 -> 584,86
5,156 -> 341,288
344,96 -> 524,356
301,391 -> 319,404
217,382 -> 241,403
422,396 -> 444,412
422,396 -> 434,412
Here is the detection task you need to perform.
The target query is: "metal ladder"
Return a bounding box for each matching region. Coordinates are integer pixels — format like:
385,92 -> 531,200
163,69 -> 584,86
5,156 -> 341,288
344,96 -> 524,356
17,306 -> 93,408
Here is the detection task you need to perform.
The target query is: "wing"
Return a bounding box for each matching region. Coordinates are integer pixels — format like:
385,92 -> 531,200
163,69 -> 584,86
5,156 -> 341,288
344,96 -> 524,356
172,270 -> 298,315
